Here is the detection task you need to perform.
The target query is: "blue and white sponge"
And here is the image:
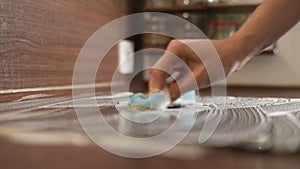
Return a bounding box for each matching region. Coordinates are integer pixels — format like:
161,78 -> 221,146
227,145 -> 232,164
129,91 -> 170,110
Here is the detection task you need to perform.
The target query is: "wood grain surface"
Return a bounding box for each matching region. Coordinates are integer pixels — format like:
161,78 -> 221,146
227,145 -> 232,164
0,88 -> 300,169
0,0 -> 129,90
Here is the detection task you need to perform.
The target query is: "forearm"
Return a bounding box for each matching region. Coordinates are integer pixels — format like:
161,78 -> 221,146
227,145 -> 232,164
230,0 -> 300,59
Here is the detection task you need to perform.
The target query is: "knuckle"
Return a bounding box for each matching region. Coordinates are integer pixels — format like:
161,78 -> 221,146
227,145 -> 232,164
149,68 -> 162,76
167,39 -> 183,55
149,68 -> 156,75
168,39 -> 182,48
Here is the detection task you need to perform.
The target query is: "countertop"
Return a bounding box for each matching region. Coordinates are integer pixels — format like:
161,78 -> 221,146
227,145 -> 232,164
1,87 -> 300,169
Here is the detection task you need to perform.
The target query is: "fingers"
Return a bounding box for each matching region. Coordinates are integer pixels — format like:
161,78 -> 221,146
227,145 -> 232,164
148,68 -> 167,94
148,40 -> 193,99
148,39 -> 207,101
168,71 -> 199,102
148,40 -> 182,94
148,39 -> 229,102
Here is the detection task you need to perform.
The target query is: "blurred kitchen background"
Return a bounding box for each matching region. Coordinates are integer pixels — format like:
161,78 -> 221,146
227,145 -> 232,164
137,0 -> 300,89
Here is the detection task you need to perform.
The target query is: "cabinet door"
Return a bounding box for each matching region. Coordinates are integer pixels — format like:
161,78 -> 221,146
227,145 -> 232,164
0,0 -> 128,90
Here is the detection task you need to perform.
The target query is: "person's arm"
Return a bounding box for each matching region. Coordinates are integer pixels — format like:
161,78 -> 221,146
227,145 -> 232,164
229,0 -> 300,65
149,0 -> 300,101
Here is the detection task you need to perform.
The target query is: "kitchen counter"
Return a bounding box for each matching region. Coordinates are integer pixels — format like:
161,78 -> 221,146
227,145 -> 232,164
1,87 -> 300,169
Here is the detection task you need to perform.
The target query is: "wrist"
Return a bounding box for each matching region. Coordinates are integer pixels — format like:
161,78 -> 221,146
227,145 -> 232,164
211,38 -> 249,76
212,38 -> 246,62
225,36 -> 251,61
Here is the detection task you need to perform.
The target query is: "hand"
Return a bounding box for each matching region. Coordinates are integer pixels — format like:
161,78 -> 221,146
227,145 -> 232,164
148,38 -> 247,101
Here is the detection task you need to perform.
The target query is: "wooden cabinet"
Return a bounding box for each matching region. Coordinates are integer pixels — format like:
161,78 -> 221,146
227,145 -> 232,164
0,0 -> 129,90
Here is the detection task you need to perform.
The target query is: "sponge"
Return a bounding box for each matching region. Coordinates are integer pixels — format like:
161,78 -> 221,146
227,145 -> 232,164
129,91 -> 170,110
